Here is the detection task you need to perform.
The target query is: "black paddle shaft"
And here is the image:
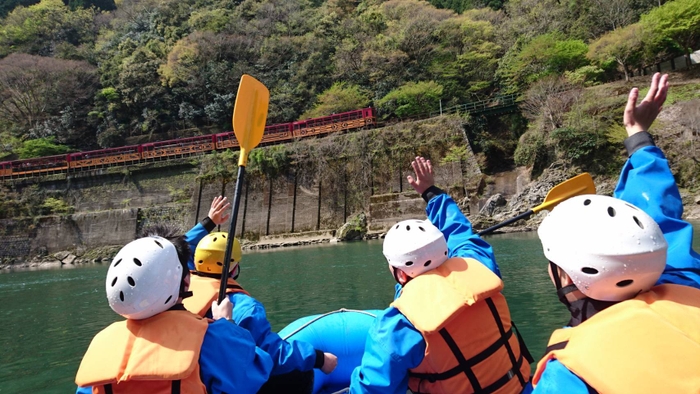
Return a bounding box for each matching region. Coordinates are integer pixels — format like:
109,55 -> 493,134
477,209 -> 534,236
218,165 -> 246,303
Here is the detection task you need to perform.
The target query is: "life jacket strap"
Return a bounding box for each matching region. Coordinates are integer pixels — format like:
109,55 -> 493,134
511,321 -> 534,364
485,297 -> 527,387
543,340 -> 569,355
102,380 -> 182,393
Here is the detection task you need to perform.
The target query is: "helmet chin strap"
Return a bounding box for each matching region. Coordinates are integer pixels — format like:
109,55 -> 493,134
549,261 -> 616,327
550,262 -> 576,307
179,275 -> 193,299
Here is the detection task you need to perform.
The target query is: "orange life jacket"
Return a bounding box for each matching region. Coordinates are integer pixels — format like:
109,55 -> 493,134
392,257 -> 530,394
75,310 -> 209,394
183,274 -> 249,317
532,284 -> 700,393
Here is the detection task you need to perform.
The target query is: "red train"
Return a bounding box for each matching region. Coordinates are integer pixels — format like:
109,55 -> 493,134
0,108 -> 375,179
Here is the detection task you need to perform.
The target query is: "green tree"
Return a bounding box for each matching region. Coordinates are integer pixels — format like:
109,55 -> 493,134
641,0 -> 700,68
588,23 -> 644,81
428,0 -> 505,13
300,82 -> 371,119
503,0 -> 570,45
16,137 -> 71,158
0,0 -> 97,58
430,10 -> 503,100
378,81 -> 444,118
497,33 -> 589,89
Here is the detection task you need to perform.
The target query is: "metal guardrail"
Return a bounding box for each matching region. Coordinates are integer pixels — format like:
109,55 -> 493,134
429,94 -> 519,118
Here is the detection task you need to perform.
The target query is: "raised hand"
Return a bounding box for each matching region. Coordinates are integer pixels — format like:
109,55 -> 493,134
624,72 -> 669,137
407,156 -> 435,195
208,195 -> 231,225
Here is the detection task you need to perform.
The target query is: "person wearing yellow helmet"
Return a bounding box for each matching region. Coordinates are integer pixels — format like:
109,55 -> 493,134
184,232 -> 247,316
184,230 -> 338,394
183,195 -> 231,272
75,228 -> 274,394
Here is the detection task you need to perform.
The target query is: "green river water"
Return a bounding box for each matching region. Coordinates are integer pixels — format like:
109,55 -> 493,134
0,226 -> 698,393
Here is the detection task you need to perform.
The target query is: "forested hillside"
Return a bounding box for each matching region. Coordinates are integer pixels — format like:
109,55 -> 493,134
0,0 -> 697,177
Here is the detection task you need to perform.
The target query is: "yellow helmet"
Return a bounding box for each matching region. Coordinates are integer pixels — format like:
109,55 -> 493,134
194,232 -> 242,274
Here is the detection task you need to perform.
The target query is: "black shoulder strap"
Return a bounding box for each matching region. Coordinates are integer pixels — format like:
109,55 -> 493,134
511,321 -> 534,364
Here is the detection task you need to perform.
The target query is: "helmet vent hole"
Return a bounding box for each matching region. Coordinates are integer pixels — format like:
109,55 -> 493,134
607,207 -> 616,217
198,260 -> 203,264
405,261 -> 414,266
113,258 -> 122,267
213,237 -> 217,242
127,276 -> 135,286
616,279 -> 634,287
424,260 -> 432,267
419,226 -> 425,232
165,295 -> 172,304
444,251 -> 447,255
222,234 -> 226,238
154,240 -> 163,248
406,225 -> 411,231
216,262 -> 223,266
583,199 -> 591,206
119,291 -> 124,302
395,224 -> 399,229
133,258 -> 142,266
633,216 -> 644,229
581,267 -> 599,275
111,277 -> 117,287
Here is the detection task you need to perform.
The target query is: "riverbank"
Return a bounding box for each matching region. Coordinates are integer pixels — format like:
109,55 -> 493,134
3,200 -> 698,273
0,231 -> 386,272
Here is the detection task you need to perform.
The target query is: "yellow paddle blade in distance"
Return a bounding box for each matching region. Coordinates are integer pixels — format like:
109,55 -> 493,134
233,74 -> 270,167
533,173 -> 596,213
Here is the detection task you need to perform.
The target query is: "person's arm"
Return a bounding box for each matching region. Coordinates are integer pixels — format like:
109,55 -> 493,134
532,360 -> 591,394
426,193 -> 500,276
614,73 -> 700,288
199,319 -> 273,394
230,293 -> 327,375
184,196 -> 230,271
407,156 -> 499,276
349,307 -> 426,394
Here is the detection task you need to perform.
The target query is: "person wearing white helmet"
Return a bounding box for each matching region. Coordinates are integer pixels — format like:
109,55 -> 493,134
613,73 -> 700,290
74,228 -> 273,394
184,231 -> 338,394
531,74 -> 700,393
350,156 -> 532,394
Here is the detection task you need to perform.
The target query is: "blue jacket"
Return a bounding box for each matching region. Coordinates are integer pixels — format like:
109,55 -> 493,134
76,315 -> 273,394
350,191 -> 500,394
185,220 -> 322,376
185,219 -> 215,272
533,140 -> 700,393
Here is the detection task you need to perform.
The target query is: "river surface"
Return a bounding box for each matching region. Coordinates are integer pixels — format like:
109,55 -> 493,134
0,226 -> 698,393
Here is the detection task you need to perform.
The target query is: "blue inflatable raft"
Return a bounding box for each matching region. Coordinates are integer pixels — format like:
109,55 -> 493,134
279,308 -> 381,394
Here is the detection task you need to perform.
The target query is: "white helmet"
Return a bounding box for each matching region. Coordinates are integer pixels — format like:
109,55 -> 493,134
538,195 -> 667,302
383,219 -> 448,278
106,236 -> 184,320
